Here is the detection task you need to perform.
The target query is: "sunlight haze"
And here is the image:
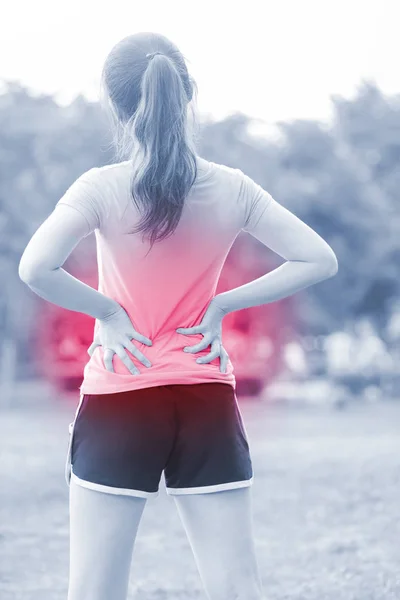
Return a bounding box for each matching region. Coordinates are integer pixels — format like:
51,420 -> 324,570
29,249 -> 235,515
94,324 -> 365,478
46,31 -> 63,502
0,0 -> 397,138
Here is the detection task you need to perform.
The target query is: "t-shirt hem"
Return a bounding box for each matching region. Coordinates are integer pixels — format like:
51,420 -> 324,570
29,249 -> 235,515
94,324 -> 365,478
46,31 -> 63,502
79,370 -> 236,395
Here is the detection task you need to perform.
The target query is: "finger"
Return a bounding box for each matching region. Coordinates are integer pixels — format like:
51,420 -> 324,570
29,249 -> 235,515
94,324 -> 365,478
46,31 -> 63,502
103,348 -> 115,373
219,348 -> 229,373
87,341 -> 100,357
124,338 -> 152,368
196,349 -> 220,364
176,326 -> 203,335
130,332 -> 153,347
114,346 -> 140,375
184,338 -> 211,354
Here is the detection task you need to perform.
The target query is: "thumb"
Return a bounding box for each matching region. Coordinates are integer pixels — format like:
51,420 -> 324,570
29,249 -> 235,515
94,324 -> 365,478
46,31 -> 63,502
87,341 -> 100,357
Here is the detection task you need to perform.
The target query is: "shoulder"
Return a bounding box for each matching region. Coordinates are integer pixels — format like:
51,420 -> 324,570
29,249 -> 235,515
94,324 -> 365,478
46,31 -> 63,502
213,166 -> 274,232
210,163 -> 268,203
209,162 -> 261,195
82,161 -> 130,185
76,162 -> 130,206
210,161 -> 242,180
97,161 -> 131,175
205,162 -> 245,194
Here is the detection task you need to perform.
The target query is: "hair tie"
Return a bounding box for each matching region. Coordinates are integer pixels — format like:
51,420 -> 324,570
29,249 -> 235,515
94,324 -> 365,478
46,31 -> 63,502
146,51 -> 163,61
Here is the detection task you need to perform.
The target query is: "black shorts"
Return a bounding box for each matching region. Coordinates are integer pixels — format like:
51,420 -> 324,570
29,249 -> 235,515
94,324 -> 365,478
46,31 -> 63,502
65,382 -> 253,498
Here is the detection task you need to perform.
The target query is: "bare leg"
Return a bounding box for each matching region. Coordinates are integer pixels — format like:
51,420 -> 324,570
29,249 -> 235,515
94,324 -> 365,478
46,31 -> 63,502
173,486 -> 264,600
67,478 -> 147,600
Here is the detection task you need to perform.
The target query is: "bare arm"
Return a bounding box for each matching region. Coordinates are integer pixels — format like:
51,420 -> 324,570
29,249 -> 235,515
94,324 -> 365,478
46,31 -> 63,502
19,204 -> 153,373
18,204 -> 120,320
214,197 -> 338,315
176,193 -> 338,370
18,168 -> 156,375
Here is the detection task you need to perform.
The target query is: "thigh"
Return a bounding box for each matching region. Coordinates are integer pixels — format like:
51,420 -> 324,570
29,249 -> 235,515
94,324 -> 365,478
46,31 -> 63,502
68,477 -> 147,600
173,486 -> 263,600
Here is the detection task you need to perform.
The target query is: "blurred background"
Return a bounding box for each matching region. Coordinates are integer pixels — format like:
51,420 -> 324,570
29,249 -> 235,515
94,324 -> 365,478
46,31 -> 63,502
1,1 -> 400,599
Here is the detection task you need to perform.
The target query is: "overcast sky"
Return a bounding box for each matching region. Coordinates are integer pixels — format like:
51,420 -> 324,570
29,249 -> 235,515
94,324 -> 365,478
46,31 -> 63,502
0,0 -> 398,137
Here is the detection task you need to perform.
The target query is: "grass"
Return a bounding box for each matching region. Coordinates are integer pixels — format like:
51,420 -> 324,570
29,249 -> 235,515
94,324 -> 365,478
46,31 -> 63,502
1,390 -> 400,599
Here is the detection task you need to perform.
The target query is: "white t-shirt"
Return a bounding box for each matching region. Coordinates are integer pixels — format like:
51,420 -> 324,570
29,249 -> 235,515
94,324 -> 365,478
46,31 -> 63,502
56,159 -> 274,394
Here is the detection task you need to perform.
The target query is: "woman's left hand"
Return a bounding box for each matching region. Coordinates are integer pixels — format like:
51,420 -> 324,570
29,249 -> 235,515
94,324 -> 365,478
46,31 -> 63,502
176,297 -> 230,373
87,304 -> 153,375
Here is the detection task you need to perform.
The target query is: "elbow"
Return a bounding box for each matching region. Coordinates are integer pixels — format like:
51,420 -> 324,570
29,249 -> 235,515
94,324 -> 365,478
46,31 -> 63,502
18,263 -> 35,285
18,257 -> 29,283
18,258 -> 44,285
318,250 -> 339,279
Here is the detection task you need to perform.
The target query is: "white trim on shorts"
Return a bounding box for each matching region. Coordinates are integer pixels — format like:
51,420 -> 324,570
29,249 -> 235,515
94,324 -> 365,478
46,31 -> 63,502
70,469 -> 160,499
166,477 -> 254,495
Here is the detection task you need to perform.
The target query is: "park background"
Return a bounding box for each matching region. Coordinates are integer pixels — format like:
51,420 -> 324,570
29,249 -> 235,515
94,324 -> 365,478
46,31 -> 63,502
1,1 -> 400,599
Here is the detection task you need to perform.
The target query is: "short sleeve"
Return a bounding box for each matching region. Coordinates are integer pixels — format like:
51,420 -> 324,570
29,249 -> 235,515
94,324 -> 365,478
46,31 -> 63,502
238,170 -> 274,233
55,167 -> 106,236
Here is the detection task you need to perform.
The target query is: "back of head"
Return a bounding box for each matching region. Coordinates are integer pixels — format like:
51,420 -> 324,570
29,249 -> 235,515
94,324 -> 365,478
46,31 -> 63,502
100,32 -> 199,250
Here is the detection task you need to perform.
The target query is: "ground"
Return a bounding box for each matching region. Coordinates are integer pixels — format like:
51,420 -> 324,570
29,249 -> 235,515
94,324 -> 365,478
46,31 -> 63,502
1,388 -> 399,600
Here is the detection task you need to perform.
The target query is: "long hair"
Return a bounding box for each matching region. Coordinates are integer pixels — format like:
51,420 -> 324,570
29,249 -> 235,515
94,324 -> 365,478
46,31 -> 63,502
100,32 -> 200,250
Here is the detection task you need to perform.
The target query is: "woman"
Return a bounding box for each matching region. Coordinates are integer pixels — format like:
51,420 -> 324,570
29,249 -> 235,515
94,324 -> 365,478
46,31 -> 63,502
18,32 -> 338,600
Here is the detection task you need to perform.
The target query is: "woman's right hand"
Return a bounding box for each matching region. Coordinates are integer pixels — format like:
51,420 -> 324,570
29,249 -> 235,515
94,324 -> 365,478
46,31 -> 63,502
176,297 -> 230,373
87,304 -> 153,375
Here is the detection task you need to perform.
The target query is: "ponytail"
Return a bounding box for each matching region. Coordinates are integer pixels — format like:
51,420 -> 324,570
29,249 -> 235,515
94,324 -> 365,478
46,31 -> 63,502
101,34 -> 200,251
128,54 -> 197,248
